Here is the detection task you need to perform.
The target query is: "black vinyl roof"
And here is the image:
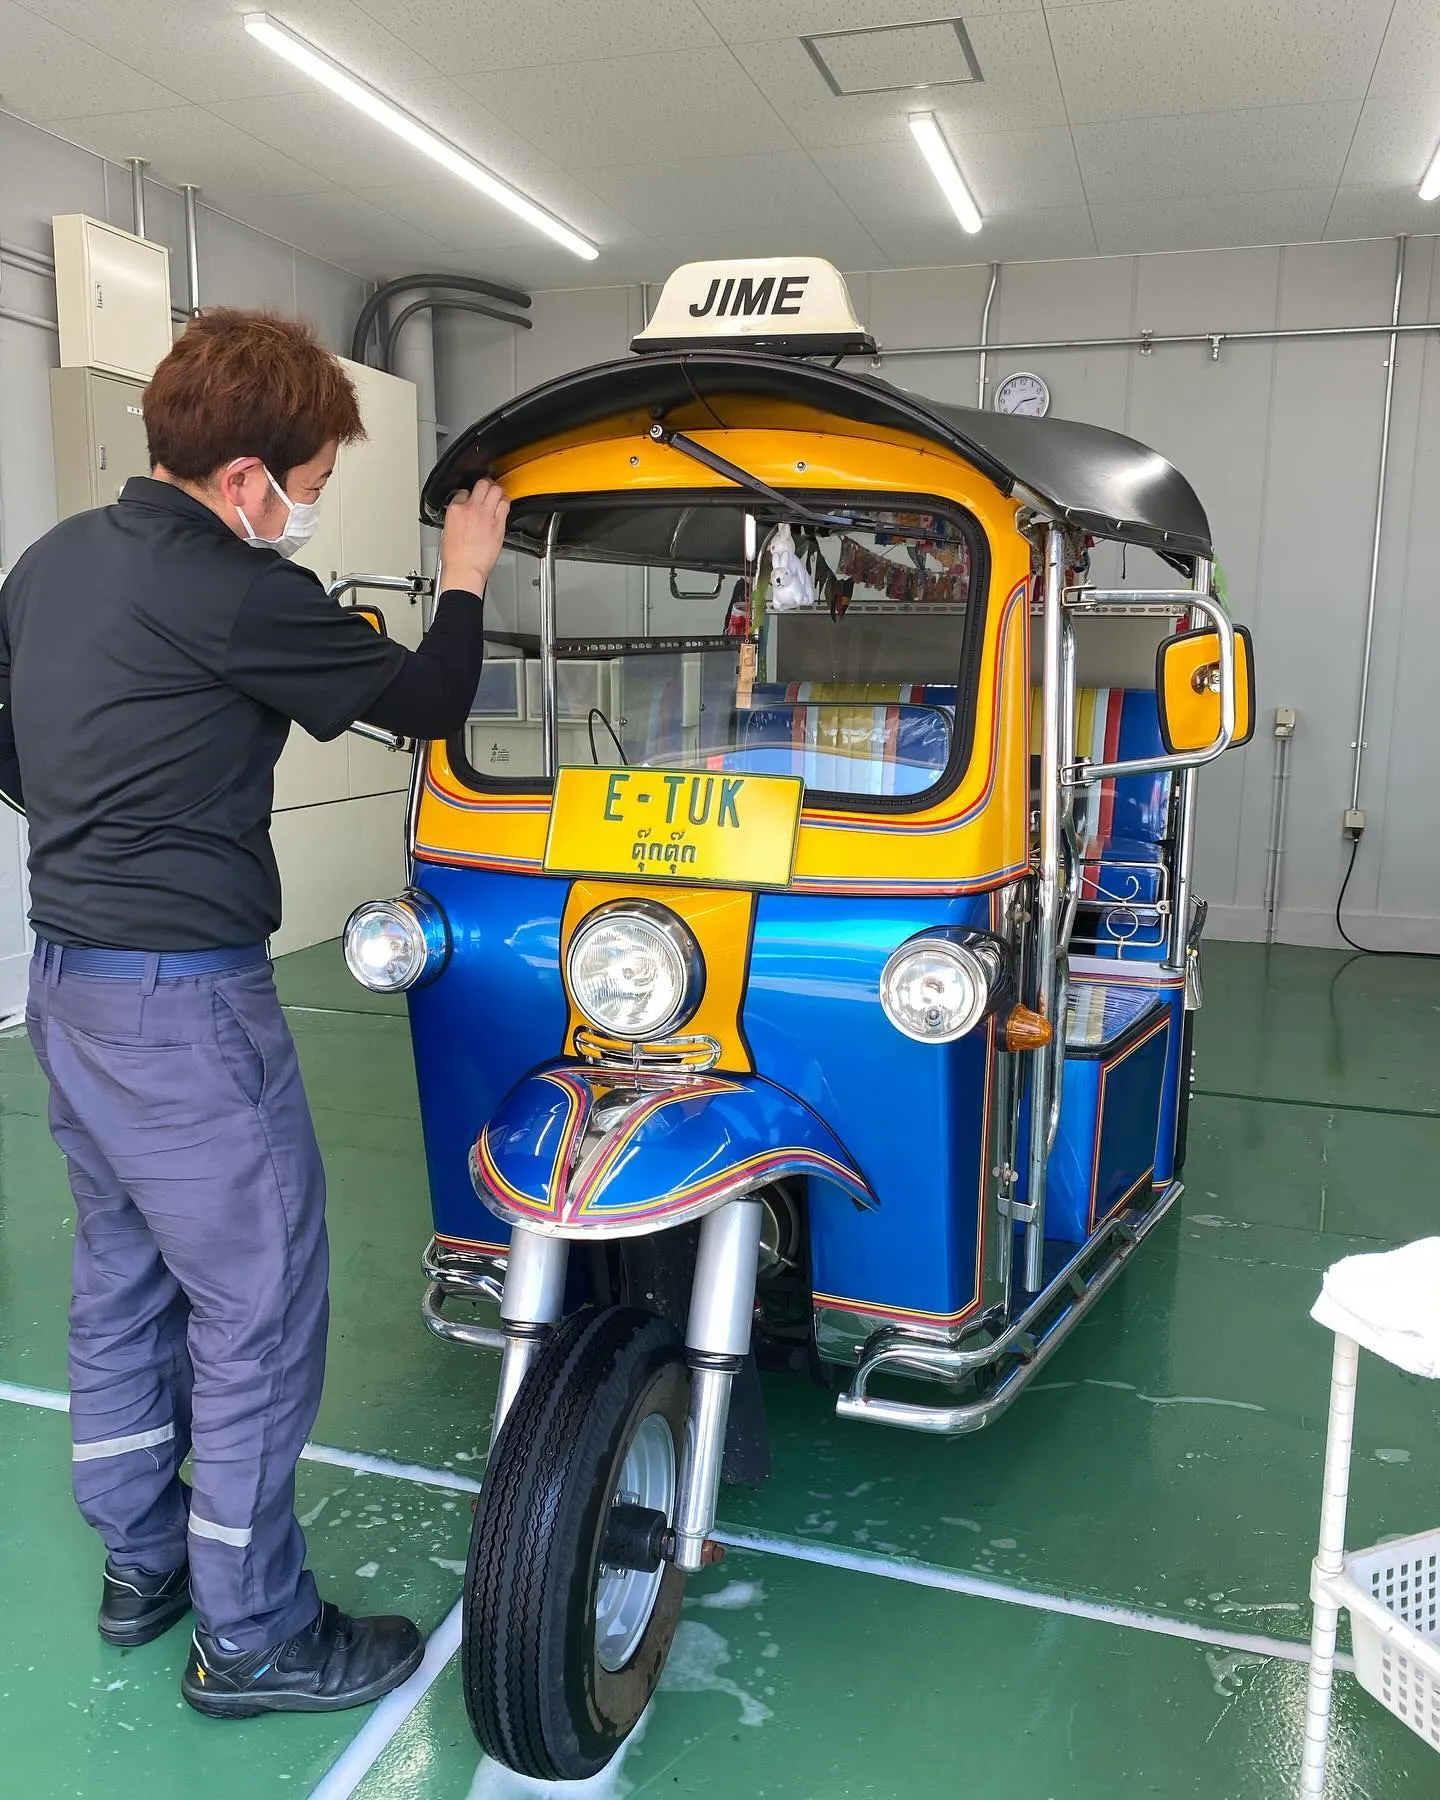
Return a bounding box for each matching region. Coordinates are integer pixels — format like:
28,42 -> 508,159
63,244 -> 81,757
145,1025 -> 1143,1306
422,350 -> 1212,559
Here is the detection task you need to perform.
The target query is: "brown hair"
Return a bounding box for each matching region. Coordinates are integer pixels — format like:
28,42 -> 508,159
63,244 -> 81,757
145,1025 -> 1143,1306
143,308 -> 365,481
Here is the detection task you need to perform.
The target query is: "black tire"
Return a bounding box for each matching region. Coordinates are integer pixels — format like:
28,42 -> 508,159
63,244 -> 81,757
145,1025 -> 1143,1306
462,1306 -> 690,1780
1173,1006 -> 1196,1175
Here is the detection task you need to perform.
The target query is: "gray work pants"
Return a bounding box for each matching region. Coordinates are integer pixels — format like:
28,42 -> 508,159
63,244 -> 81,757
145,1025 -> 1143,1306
26,944 -> 328,1652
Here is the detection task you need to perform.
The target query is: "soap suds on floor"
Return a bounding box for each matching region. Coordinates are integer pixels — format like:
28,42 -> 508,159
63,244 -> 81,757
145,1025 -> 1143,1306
1375,1448 -> 1412,1465
661,1620 -> 773,1728
692,1580 -> 765,1612
354,1561 -> 379,1579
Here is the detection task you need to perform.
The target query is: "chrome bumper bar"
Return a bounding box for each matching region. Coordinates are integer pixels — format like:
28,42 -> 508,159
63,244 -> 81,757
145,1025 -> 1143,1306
835,1182 -> 1183,1435
422,1236 -> 506,1351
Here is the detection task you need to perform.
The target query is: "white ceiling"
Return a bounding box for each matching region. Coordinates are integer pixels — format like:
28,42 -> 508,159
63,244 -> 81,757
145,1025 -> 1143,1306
2,0 -> 1439,287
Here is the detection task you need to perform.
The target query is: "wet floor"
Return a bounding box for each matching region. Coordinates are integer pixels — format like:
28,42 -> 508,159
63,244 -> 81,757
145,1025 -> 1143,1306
1,939 -> 1437,1797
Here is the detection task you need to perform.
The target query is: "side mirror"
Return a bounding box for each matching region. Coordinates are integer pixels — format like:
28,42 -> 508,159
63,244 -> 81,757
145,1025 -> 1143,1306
1156,622 -> 1255,755
349,604 -> 388,636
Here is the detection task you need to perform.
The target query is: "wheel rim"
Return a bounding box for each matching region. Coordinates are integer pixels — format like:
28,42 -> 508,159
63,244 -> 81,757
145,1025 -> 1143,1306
595,1412 -> 676,1673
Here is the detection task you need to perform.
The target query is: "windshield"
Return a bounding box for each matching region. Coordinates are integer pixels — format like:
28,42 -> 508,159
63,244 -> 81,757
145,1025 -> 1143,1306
457,499 -> 986,811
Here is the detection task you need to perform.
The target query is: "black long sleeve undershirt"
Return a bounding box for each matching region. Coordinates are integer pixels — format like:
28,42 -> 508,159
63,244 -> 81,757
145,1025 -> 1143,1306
358,587 -> 485,739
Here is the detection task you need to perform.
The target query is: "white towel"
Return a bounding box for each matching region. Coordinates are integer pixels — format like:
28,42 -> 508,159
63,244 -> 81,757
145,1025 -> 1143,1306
1312,1237 -> 1440,1379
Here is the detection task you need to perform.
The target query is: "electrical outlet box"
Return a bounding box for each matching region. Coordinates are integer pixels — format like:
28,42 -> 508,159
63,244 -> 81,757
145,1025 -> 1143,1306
52,214 -> 173,381
1343,808 -> 1366,837
1274,706 -> 1296,735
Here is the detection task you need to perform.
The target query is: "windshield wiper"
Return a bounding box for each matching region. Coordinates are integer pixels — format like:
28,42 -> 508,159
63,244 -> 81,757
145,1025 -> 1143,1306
645,426 -> 946,545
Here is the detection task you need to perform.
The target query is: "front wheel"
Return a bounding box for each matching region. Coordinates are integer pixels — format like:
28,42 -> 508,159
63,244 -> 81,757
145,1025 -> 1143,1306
462,1306 -> 690,1780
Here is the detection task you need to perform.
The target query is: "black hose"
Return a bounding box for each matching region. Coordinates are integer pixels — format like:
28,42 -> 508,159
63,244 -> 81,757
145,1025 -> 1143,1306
350,272 -> 531,364
382,296 -> 531,371
1334,834 -> 1440,960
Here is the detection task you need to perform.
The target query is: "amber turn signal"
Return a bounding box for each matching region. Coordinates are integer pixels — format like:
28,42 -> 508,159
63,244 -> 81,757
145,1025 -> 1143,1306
1004,1005 -> 1053,1052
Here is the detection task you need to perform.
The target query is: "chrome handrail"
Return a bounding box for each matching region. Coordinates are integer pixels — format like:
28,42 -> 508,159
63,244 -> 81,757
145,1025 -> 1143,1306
835,1182 -> 1182,1435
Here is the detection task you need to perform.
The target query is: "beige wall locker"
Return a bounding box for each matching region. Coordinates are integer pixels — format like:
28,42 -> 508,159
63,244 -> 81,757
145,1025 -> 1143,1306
48,367 -> 151,518
270,358 -> 423,954
52,215 -> 173,381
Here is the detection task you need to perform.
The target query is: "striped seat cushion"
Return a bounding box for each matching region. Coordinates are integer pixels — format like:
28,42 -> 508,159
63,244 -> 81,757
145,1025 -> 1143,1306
731,683 -> 957,796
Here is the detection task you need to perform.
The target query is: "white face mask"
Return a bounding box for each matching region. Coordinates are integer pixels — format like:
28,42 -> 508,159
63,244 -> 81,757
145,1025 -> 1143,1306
236,465 -> 323,559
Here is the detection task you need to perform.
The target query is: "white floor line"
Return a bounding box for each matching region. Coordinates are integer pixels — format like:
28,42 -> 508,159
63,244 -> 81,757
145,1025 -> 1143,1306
300,1442 -> 483,1496
0,1379 -> 70,1412
1,1383 -> 1345,1672
304,1599 -> 463,1800
713,1528 -> 1349,1669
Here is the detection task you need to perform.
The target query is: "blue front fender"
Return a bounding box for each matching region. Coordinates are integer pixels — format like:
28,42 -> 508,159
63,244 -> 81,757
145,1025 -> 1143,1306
470,1064 -> 877,1238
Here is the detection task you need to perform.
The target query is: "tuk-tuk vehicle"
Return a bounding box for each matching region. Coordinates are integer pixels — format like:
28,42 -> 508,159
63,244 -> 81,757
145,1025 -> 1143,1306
342,258 -> 1255,1779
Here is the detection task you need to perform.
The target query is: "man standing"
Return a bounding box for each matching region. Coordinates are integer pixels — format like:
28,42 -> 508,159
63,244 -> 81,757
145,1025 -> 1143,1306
0,309 -> 506,1717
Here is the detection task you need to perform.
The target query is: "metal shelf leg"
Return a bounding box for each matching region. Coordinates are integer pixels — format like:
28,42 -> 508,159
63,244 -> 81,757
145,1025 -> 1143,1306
1299,1333 -> 1361,1797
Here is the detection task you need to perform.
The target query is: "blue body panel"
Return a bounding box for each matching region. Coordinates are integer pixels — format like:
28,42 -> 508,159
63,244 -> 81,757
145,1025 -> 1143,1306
407,865 -> 570,1248
744,891 -> 994,1325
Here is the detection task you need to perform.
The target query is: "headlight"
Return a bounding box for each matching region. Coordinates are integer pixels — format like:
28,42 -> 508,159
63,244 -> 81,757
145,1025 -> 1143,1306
880,935 -> 1006,1043
566,902 -> 703,1042
343,890 -> 449,993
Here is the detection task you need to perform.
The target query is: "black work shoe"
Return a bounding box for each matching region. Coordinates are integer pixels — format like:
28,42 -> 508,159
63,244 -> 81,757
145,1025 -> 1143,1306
180,1601 -> 424,1718
99,1559 -> 192,1647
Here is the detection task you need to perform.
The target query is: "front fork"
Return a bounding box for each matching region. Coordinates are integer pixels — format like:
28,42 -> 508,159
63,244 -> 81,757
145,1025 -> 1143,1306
490,1199 -> 764,1574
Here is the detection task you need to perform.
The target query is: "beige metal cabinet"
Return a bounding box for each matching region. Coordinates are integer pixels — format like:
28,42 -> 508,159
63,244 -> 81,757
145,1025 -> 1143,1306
273,358 -> 422,812
49,367 -> 151,517
52,215 -> 173,381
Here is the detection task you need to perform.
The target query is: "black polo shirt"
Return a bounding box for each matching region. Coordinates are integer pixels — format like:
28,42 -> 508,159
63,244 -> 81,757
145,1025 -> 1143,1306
0,478 -> 410,951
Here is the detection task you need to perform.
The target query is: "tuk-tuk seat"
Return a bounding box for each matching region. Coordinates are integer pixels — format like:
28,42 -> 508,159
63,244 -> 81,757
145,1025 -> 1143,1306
730,683 -> 956,796
1029,686 -> 1172,949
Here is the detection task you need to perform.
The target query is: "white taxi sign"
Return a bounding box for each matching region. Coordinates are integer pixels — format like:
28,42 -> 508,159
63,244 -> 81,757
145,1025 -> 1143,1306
631,257 -> 875,359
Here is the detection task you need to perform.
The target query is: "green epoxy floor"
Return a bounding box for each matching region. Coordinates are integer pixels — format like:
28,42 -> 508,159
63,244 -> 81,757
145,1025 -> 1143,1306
2,940 -> 1439,1798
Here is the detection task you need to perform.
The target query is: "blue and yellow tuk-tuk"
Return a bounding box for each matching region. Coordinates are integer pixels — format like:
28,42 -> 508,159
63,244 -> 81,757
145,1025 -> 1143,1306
342,258 -> 1255,1779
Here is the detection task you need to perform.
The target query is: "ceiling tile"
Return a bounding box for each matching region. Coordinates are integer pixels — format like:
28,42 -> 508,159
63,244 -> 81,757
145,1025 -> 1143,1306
813,128 -> 1086,220
356,0 -> 720,73
1323,185 -> 1440,240
733,10 -> 1068,149
222,188 -> 455,274
42,104 -> 336,197
1049,0 -> 1394,125
0,1 -> 186,119
694,0 -> 1034,37
16,0 -> 443,105
1341,91 -> 1440,189
659,219 -> 890,268
1367,0 -> 1440,97
866,205 -> 1100,265
1072,104 -> 1361,204
459,48 -> 796,166
577,150 -> 865,236
807,21 -> 980,94
730,36 -> 917,149
1089,189 -> 1335,254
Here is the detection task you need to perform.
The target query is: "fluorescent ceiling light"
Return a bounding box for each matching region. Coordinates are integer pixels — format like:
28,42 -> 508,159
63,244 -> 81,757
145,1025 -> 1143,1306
242,13 -> 598,260
1422,140 -> 1440,203
908,113 -> 982,235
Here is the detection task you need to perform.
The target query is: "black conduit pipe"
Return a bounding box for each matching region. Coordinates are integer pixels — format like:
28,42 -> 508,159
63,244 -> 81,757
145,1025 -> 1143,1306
350,272 -> 531,364
382,295 -> 530,372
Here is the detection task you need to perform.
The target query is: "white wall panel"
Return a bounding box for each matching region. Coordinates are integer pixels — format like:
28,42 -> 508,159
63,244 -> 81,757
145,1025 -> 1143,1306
0,106 -> 377,973
435,236 -> 1440,952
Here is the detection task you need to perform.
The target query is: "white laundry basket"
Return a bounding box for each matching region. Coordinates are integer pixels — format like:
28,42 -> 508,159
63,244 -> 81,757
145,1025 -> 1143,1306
1329,1529 -> 1440,1752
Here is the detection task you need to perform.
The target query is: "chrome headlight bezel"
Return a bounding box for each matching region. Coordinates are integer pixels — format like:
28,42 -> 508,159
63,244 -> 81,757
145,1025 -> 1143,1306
343,889 -> 450,993
565,901 -> 705,1044
879,932 -> 1008,1044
